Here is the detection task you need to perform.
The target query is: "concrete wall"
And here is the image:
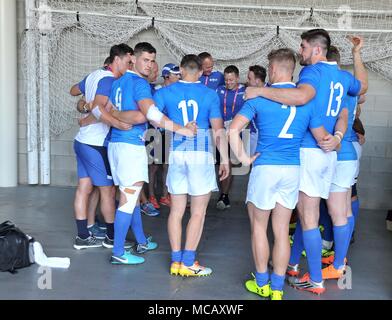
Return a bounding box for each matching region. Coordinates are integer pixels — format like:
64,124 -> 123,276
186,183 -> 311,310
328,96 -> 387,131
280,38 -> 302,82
16,0 -> 392,209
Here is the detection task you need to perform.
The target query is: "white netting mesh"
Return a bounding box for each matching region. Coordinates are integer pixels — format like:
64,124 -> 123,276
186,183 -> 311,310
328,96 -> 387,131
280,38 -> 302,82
22,0 -> 392,139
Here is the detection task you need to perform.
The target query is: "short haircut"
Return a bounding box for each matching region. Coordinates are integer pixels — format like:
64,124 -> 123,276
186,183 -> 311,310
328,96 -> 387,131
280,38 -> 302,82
248,65 -> 266,82
327,45 -> 341,64
103,56 -> 111,66
180,54 -> 202,72
134,42 -> 156,56
301,28 -> 331,52
224,65 -> 239,76
198,52 -> 212,62
108,43 -> 133,64
267,48 -> 296,73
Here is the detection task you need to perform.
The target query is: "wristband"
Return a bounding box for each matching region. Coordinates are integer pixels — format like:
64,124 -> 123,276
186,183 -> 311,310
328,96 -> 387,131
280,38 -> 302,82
91,106 -> 102,120
334,130 -> 344,139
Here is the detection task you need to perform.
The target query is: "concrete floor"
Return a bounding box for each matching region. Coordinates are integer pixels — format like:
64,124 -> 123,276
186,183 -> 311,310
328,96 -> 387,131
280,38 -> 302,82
0,186 -> 391,300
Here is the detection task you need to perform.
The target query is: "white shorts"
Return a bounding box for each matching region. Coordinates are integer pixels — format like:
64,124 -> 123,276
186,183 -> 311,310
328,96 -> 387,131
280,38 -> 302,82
246,165 -> 300,210
167,151 -> 218,196
330,160 -> 358,192
299,148 -> 337,199
108,142 -> 148,186
352,141 -> 362,179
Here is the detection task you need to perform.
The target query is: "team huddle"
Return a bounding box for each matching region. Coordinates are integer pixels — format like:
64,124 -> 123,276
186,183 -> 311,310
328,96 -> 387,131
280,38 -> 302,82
69,28 -> 368,300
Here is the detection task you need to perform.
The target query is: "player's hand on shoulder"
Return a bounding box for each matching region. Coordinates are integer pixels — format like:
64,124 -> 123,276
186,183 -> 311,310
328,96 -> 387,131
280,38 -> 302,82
244,86 -> 261,100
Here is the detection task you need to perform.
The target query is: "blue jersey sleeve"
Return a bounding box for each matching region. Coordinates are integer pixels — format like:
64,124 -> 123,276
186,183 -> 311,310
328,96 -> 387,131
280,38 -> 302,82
344,71 -> 361,97
297,65 -> 320,91
153,89 -> 166,113
208,92 -> 223,119
95,76 -> 115,97
308,101 -> 323,129
134,78 -> 153,102
78,76 -> 87,95
109,82 -> 118,107
238,100 -> 257,121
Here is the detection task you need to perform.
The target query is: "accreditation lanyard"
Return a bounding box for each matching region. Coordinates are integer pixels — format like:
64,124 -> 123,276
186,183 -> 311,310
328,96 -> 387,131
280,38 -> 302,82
223,87 -> 239,119
204,75 -> 209,86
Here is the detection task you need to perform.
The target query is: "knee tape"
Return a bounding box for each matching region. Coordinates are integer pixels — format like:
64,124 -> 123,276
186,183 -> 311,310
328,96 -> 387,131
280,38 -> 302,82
118,186 -> 142,214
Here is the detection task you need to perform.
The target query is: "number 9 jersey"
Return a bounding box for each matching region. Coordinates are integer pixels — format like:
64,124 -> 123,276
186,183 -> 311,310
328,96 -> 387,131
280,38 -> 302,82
299,61 -> 361,149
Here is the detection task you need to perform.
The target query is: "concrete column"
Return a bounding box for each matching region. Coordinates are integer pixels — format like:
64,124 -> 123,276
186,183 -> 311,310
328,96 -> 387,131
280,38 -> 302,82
0,0 -> 18,187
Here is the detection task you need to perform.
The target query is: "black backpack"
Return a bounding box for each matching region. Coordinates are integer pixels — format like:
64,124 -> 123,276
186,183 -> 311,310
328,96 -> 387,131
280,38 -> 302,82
0,221 -> 33,273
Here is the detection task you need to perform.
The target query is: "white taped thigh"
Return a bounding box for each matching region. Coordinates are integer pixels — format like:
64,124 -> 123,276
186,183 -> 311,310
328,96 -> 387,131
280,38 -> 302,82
118,186 -> 142,214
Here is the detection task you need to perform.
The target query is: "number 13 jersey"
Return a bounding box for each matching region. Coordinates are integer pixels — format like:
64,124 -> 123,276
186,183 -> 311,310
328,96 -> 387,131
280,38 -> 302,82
299,61 -> 361,149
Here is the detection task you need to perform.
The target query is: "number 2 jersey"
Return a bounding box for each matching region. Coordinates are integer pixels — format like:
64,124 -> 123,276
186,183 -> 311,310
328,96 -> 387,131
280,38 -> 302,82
239,82 -> 320,166
299,61 -> 361,149
153,80 -> 222,153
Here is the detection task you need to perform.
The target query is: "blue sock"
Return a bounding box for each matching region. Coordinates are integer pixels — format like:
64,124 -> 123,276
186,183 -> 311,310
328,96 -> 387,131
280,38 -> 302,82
345,216 -> 355,258
182,250 -> 196,267
270,273 -> 285,291
303,228 -> 322,283
348,215 -> 355,238
289,221 -> 304,265
76,219 -> 89,239
171,250 -> 183,263
113,209 -> 132,257
319,200 -> 333,242
333,223 -> 350,269
130,206 -> 147,245
255,271 -> 269,287
351,199 -> 360,223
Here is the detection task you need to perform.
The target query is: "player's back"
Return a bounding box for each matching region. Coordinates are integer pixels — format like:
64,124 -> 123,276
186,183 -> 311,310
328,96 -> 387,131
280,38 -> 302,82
300,61 -> 361,148
240,83 -> 315,166
110,71 -> 149,145
153,80 -> 222,152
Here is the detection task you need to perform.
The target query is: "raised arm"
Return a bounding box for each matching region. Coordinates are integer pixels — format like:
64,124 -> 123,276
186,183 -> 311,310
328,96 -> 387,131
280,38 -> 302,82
349,36 -> 368,95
